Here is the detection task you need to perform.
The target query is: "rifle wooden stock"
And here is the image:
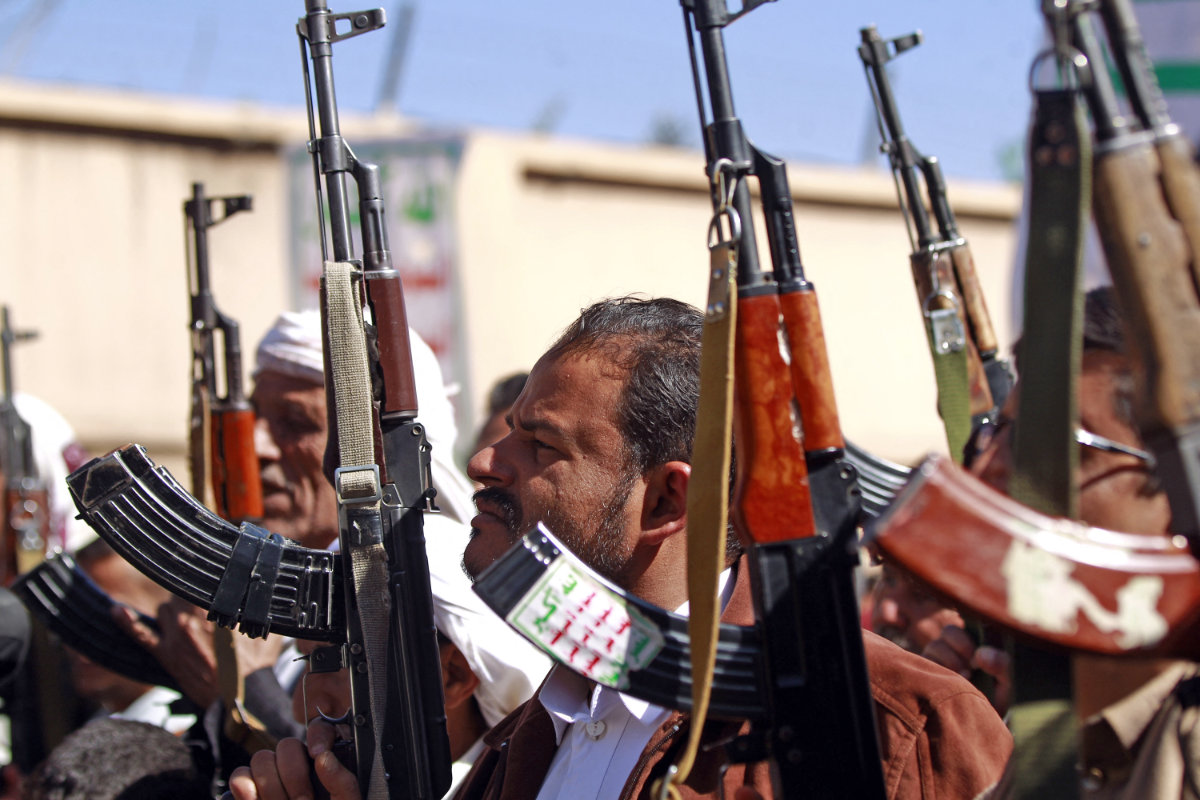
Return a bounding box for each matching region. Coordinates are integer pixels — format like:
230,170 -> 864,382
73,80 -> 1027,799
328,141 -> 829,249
910,247 -> 995,418
732,293 -> 814,544
872,454 -> 1200,659
210,406 -> 262,523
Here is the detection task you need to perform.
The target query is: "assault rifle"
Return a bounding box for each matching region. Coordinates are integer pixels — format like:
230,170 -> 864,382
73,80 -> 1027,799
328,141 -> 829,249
859,27 -> 1011,456
1068,0 -> 1200,553
0,308 -> 45,583
63,3 -> 452,798
185,182 -> 261,523
477,2 -> 885,796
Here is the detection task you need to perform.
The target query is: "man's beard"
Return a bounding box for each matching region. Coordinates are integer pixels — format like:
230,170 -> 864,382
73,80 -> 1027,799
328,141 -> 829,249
468,471 -> 638,584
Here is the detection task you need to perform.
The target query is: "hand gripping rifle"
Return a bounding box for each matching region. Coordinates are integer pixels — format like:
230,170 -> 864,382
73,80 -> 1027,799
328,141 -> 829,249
59,4 -> 452,797
476,2 -> 886,796
185,182 -> 261,523
1067,0 -> 1200,554
859,27 -> 1012,459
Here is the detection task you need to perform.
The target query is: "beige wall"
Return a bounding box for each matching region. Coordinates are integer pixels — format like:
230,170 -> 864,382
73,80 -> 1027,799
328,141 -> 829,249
0,78 -> 1020,478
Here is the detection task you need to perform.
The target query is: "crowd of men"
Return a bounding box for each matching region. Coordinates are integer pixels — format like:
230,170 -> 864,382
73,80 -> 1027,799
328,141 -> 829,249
0,285 -> 1195,800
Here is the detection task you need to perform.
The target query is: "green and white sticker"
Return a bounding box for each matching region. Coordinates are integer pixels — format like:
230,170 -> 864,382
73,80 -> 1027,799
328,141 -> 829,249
508,557 -> 665,690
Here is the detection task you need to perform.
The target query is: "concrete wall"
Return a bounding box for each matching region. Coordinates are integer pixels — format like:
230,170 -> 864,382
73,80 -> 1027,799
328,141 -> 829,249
0,78 -> 1020,477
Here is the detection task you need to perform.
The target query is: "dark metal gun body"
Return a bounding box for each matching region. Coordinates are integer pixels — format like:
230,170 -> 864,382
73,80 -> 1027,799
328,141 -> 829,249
185,183 -> 261,523
299,2 -> 450,797
859,26 -> 1012,428
0,308 -> 45,582
14,552 -> 182,689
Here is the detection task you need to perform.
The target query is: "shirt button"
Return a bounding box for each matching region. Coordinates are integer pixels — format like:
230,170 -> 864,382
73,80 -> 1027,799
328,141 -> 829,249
585,720 -> 607,740
1080,766 -> 1106,791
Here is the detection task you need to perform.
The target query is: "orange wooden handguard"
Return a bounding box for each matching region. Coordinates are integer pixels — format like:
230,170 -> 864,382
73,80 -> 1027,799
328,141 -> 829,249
873,454 -> 1200,659
731,294 -> 816,545
778,288 -> 845,452
210,407 -> 264,523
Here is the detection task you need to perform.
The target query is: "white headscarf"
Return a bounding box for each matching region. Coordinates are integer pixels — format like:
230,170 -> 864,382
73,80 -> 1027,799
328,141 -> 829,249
424,515 -> 550,727
254,311 -> 475,524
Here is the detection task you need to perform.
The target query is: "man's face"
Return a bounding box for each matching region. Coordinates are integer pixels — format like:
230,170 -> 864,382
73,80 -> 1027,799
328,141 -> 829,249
463,350 -> 643,584
252,370 -> 338,550
869,561 -> 965,653
970,350 -> 1170,535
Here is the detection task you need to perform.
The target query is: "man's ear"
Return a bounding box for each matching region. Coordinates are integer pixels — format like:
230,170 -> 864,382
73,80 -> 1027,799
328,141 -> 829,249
441,643 -> 481,710
639,461 -> 690,547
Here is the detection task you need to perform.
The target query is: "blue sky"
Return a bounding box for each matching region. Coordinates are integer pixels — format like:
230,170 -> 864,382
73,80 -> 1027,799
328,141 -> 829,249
0,1 -> 1043,181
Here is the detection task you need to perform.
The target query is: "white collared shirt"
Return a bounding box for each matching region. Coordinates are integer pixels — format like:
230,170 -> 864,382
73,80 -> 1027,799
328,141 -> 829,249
534,569 -> 733,800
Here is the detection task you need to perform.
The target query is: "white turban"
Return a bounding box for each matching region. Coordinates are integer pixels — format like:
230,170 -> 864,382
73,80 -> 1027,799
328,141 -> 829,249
254,311 -> 475,524
424,515 -> 550,727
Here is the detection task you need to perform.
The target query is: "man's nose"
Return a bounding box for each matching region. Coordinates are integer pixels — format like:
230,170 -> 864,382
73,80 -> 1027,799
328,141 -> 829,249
255,417 -> 281,461
467,437 -> 510,487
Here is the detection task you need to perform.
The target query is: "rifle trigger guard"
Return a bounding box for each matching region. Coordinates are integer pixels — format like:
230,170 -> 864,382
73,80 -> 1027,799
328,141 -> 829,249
334,464 -> 382,505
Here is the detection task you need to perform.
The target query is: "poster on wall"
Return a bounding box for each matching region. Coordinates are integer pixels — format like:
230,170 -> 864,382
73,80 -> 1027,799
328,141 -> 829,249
288,133 -> 469,449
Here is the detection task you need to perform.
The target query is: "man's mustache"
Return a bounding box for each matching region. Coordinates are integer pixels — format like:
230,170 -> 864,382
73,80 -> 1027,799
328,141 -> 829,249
472,486 -> 521,533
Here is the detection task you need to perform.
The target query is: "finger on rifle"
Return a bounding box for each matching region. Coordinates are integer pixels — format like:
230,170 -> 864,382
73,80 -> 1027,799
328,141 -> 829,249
110,603 -> 161,654
306,720 -> 360,799
921,626 -> 975,678
227,767 -> 260,800
972,644 -> 1013,716
246,746 -> 301,800
275,737 -> 318,800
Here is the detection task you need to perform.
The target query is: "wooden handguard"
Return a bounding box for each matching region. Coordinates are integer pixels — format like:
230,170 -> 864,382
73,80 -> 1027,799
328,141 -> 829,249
778,289 -> 844,451
1156,133 -> 1200,301
872,454 -> 1200,658
732,294 -> 815,544
949,243 -> 1001,356
210,407 -> 263,522
1094,143 -> 1200,435
910,249 -> 995,417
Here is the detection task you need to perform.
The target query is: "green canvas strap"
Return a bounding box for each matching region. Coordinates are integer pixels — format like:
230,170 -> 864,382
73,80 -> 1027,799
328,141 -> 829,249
925,297 -> 972,461
1006,84 -> 1091,800
324,260 -> 390,800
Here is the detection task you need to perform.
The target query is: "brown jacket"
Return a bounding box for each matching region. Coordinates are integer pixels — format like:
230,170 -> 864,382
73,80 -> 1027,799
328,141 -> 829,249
455,558 -> 1012,800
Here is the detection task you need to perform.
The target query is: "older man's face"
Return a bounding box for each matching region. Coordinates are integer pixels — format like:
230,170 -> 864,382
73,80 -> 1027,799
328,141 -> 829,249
252,370 -> 338,550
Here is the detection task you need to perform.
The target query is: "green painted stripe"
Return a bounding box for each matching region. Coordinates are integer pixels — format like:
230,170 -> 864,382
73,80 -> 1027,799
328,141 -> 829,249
1110,62 -> 1200,95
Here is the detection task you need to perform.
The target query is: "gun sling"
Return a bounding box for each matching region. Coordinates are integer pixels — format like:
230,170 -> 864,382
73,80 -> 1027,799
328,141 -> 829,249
66,444 -> 341,642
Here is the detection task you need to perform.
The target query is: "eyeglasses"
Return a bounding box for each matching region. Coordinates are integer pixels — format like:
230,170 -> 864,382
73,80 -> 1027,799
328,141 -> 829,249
963,416 -> 1157,471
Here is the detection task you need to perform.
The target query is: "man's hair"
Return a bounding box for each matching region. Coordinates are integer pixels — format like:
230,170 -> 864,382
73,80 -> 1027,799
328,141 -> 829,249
545,297 -> 703,475
24,718 -> 210,800
545,298 -> 742,563
485,372 -> 529,417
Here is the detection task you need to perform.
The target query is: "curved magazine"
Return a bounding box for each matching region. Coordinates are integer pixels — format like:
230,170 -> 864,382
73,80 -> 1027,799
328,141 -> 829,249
473,525 -> 765,721
14,551 -> 181,690
844,440 -> 911,519
66,445 -> 342,641
871,454 -> 1200,658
